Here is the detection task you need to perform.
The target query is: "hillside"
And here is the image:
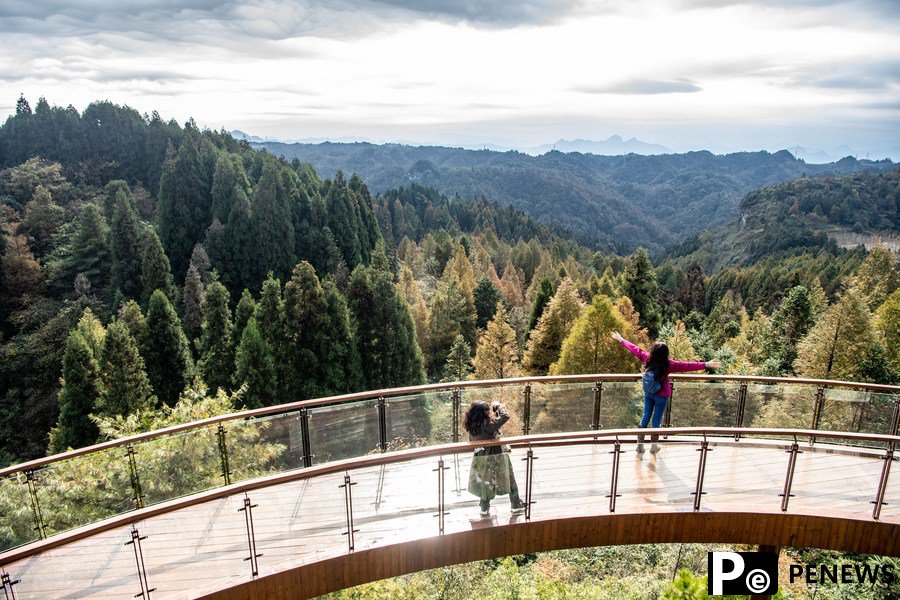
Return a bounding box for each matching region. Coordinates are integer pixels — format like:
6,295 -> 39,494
666,168 -> 900,273
253,141 -> 896,253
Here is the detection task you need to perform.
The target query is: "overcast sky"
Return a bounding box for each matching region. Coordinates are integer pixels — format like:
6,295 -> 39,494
1,0 -> 899,157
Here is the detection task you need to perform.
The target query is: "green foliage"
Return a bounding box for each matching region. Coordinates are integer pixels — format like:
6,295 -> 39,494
527,276 -> 555,332
20,185 -> 64,258
623,248 -> 660,336
199,280 -> 235,393
144,290 -> 194,406
140,227 -> 175,305
443,334 -> 472,382
473,303 -> 520,379
853,244 -> 899,310
234,317 -> 277,409
661,569 -> 707,600
523,278 -> 584,375
182,263 -> 204,342
551,294 -> 632,375
108,185 -> 144,301
427,281 -> 477,377
794,290 -> 874,380
234,288 -> 256,338
250,164 -> 295,284
62,204 -> 110,293
97,320 -> 154,416
51,331 -> 101,452
474,276 -> 502,329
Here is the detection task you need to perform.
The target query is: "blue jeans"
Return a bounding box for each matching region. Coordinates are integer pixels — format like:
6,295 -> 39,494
638,393 -> 668,443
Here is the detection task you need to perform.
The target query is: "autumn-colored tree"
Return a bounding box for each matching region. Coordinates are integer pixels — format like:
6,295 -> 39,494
522,278 -> 584,374
0,233 -> 44,314
875,290 -> 900,365
473,303 -> 520,380
853,245 -> 899,310
440,243 -> 477,304
499,259 -> 525,308
794,290 -> 874,380
551,295 -> 633,375
397,264 -> 430,356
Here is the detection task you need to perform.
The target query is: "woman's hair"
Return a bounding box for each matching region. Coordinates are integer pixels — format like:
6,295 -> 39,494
463,401 -> 492,434
645,342 -> 670,382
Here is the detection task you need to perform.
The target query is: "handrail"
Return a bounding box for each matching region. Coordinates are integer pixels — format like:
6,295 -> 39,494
2,426 -> 898,566
2,374 -> 897,478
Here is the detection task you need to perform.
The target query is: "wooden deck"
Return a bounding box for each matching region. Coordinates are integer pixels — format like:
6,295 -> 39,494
4,438 -> 899,599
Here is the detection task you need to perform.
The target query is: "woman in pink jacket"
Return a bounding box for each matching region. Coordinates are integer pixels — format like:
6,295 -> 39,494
611,331 -> 720,454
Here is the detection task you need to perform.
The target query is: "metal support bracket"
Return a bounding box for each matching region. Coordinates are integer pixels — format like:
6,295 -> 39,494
299,408 -> 312,468
238,494 -> 263,577
23,470 -> 45,539
125,525 -> 155,599
1,571 -> 21,600
340,473 -> 360,552
779,441 -> 802,512
606,441 -> 624,513
125,445 -> 145,510
433,458 -> 449,533
691,439 -> 712,512
872,443 -> 897,521
591,382 -> 603,430
216,423 -> 232,486
523,384 -> 532,435
523,448 -> 538,521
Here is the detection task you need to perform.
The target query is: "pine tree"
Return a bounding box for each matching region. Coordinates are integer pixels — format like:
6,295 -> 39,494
225,189 -> 253,291
141,227 -> 175,305
523,278 -> 584,374
144,290 -> 194,406
108,187 -> 144,301
473,276 -> 502,329
97,321 -> 154,415
527,277 -> 555,332
204,219 -> 231,288
182,263 -> 204,342
551,294 -> 633,375
676,263 -> 706,313
210,154 -> 249,223
623,248 -> 659,335
794,290 -> 874,380
443,334 -> 472,382
118,299 -> 148,349
234,288 -> 256,339
764,285 -> 815,373
76,307 -> 106,358
199,280 -> 235,393
21,185 -> 64,258
473,303 -> 520,380
66,204 -> 110,291
255,275 -> 286,401
189,243 -> 212,284
706,290 -> 744,346
234,317 -> 277,409
52,331 -> 101,451
251,166 -> 295,284
427,281 -> 477,376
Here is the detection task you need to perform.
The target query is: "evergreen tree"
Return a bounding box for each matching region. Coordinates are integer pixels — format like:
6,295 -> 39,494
97,321 -> 154,415
443,334 -> 472,382
523,278 -> 585,374
210,154 -> 249,223
427,281 -> 477,376
854,245 -> 899,310
21,185 -> 64,258
65,204 -> 110,292
705,290 -> 744,346
251,166 -> 295,284
763,285 -> 815,373
203,219 -> 231,288
234,288 -> 256,338
118,299 -> 148,350
199,280 -> 235,393
622,248 -> 660,335
255,275 -> 286,401
182,263 -> 204,342
473,277 -> 502,329
527,277 -> 555,332
189,243 -> 212,284
794,290 -> 874,380
551,294 -> 633,375
225,189 -> 253,291
397,264 -> 430,357
676,263 -> 706,313
109,187 -> 144,301
140,227 -> 175,305
75,307 -> 106,358
473,303 -> 520,380
875,290 -> 900,365
233,316 -> 277,409
144,290 -> 194,406
52,331 -> 101,452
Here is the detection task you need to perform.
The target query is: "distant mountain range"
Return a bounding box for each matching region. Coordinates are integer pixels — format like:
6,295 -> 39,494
524,136 -> 671,156
248,139 -> 896,254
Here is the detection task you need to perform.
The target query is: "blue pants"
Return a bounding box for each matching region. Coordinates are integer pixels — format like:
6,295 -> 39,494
638,393 -> 668,443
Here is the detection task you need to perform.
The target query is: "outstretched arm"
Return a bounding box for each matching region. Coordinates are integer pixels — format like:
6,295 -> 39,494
670,359 -> 721,373
611,331 -> 648,363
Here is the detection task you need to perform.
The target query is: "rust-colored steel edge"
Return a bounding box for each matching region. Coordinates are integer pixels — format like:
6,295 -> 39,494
2,374 -> 897,478
2,426 -> 898,566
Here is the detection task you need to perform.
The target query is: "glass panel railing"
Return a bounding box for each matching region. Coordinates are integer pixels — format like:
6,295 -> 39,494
385,390 -> 452,448
597,380 -> 643,430
616,439 -> 698,512
787,445 -> 881,517
461,385 -> 526,437
670,382 -> 741,429
0,473 -> 39,551
701,443 -> 785,514
227,412 -> 297,483
528,443 -> 610,520
745,383 -> 815,431
529,382 -> 595,434
134,426 -> 220,507
818,389 -> 897,442
33,446 -> 133,538
308,399 -> 379,463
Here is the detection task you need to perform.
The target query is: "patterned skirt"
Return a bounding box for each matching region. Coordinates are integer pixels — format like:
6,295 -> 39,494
467,448 -> 513,500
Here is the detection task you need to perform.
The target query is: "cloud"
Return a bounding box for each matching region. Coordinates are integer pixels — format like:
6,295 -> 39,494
371,0 -> 583,25
790,58 -> 900,91
575,79 -> 702,94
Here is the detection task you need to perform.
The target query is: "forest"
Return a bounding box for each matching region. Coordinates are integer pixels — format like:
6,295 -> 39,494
0,95 -> 898,471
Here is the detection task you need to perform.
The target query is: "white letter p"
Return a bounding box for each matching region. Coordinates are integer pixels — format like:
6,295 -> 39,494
711,552 -> 745,595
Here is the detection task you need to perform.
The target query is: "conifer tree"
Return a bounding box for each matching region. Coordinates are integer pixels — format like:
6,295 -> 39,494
21,185 -> 64,258
199,280 -> 235,393
255,275 -> 286,401
52,331 -> 101,452
473,303 -> 520,380
676,263 -> 706,313
204,219 -> 231,287
427,281 -> 477,376
109,188 -> 144,301
764,285 -> 815,373
0,234 -> 44,314
441,243 -> 477,303
144,290 -> 193,406
853,245 -> 899,310
706,290 -> 744,345
234,288 -> 256,339
794,290 -> 874,380
473,276 -> 502,329
225,190 -> 253,291
523,278 -> 584,374
443,334 -> 472,382
499,259 -> 525,308
97,321 -> 154,415
189,243 -> 212,284
615,296 -> 650,349
551,294 -> 632,375
118,299 -> 148,350
210,154 -> 249,223
622,248 -> 659,336
875,290 -> 900,365
658,320 -> 697,361
234,316 -> 277,409
527,277 -> 555,332
66,204 -> 110,291
182,263 -> 204,342
75,307 -> 106,358
141,227 -> 175,305
397,264 -> 429,356
251,166 -> 295,284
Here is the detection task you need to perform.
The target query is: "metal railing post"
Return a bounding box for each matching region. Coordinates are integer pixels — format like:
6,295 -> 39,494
451,389 -> 461,443
607,441 -> 623,513
591,382 -> 603,430
523,448 -> 537,521
216,424 -> 232,486
299,408 -> 312,468
664,381 -> 674,428
691,439 -> 711,511
23,470 -> 45,540
523,384 -> 532,435
810,386 -> 825,444
734,382 -> 747,442
340,473 -> 359,552
890,399 -> 900,437
238,494 -> 263,577
434,458 -> 448,533
125,525 -> 155,599
125,444 -> 145,510
377,397 -> 387,452
872,442 -> 896,521
1,571 -> 21,600
780,441 -> 801,511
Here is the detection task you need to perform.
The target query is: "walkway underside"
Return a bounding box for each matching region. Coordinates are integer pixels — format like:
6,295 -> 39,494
196,511 -> 900,600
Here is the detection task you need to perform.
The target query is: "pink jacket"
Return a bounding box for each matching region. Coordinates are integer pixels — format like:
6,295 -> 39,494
619,339 -> 708,397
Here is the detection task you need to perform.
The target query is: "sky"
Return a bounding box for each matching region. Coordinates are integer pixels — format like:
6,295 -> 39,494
1,0 -> 899,158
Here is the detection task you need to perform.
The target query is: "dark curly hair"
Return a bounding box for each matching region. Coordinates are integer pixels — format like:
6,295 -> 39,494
463,401 -> 492,435
645,342 -> 670,383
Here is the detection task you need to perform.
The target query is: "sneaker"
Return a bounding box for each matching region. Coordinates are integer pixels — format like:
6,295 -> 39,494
511,505 -> 525,515
636,443 -> 645,454
479,508 -> 490,517
650,443 -> 661,454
